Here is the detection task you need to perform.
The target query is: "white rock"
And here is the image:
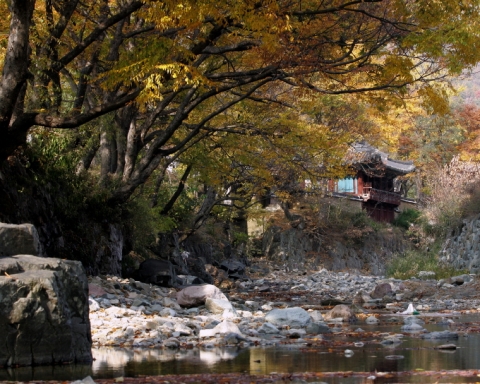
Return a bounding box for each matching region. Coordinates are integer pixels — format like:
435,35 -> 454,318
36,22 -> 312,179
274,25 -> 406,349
199,320 -> 243,338
176,285 -> 228,307
89,297 -> 100,312
160,308 -> 177,317
205,298 -> 235,314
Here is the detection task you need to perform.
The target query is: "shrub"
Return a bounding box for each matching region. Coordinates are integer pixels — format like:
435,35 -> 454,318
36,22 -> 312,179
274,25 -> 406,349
386,243 -> 467,280
393,208 -> 421,230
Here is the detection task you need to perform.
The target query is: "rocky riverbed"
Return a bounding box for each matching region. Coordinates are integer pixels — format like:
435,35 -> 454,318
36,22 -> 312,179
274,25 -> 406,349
87,266 -> 480,351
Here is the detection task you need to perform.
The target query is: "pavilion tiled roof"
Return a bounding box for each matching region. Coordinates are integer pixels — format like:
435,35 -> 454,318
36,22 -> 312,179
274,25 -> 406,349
346,142 -> 415,176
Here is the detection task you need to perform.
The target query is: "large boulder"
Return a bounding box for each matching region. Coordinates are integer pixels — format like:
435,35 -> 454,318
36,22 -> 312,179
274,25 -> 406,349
176,284 -> 228,307
132,259 -> 177,287
265,307 -> 311,328
0,223 -> 43,257
0,255 -> 92,366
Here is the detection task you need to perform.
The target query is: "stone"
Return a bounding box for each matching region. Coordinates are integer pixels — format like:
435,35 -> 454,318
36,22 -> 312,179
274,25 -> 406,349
421,331 -> 459,339
132,259 -> 177,287
381,337 -> 402,345
176,275 -> 204,285
309,310 -> 324,322
370,283 -> 393,299
160,308 -> 177,317
88,283 -> 107,297
365,316 -> 379,324
435,344 -> 457,350
0,223 -> 43,257
284,328 -> 306,338
323,305 -> 357,323
0,255 -> 92,366
258,322 -> 280,334
205,298 -> 235,315
265,307 -> 311,328
88,298 -> 100,312
401,323 -> 425,332
199,320 -> 242,338
163,337 -> 180,348
306,322 -> 331,334
176,284 -> 228,307
219,259 -> 246,278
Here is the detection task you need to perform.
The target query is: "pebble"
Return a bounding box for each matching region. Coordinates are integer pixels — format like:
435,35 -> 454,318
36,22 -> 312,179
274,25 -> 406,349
87,269 -> 480,349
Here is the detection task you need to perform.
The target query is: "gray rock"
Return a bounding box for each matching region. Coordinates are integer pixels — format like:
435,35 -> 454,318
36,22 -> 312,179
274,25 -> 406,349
370,283 -> 392,299
150,304 -> 164,313
265,307 -> 312,328
163,337 -> 180,348
132,297 -> 151,307
133,259 -> 177,287
381,337 -> 402,345
421,331 -> 459,339
365,316 -> 379,324
283,328 -> 306,338
160,308 -> 177,317
309,310 -> 324,322
0,255 -> 92,366
258,322 -> 280,334
244,300 -> 259,310
306,322 -> 331,334
401,323 -> 425,332
0,223 -> 43,257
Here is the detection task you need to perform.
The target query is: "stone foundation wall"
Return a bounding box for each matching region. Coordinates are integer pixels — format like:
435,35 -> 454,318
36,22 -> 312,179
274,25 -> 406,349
262,225 -> 408,275
440,214 -> 480,273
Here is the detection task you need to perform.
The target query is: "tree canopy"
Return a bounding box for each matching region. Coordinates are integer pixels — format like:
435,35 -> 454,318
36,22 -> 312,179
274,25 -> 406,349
2,0 -> 480,230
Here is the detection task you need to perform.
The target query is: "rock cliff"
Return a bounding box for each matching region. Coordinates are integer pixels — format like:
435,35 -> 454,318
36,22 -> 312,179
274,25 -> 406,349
262,225 -> 408,275
440,214 -> 480,273
0,223 -> 92,367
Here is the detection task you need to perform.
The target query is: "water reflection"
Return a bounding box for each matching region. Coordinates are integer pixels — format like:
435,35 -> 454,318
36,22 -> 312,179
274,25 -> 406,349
3,315 -> 480,383
92,347 -> 244,377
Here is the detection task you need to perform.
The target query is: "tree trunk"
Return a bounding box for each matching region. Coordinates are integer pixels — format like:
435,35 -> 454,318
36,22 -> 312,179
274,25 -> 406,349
0,0 -> 35,164
99,126 -> 116,185
160,164 -> 192,215
76,134 -> 100,174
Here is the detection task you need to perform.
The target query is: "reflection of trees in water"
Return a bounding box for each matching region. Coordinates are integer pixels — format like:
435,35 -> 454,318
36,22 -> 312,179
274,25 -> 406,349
92,346 -> 243,376
88,325 -> 480,379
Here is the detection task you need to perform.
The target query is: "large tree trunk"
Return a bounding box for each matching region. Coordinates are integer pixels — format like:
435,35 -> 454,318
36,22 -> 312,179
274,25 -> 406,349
0,0 -> 35,164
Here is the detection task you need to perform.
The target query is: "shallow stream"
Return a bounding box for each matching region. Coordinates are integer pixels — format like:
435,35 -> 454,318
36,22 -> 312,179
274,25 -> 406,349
3,313 -> 480,383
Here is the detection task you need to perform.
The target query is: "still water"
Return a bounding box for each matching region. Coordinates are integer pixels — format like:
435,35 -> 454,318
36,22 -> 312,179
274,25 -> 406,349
3,314 -> 480,383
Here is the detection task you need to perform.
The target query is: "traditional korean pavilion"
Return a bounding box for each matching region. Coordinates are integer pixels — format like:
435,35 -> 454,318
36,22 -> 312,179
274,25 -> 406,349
328,142 -> 415,223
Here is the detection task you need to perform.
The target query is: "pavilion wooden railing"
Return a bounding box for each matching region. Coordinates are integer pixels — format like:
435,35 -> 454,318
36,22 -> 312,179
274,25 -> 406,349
362,187 -> 401,205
